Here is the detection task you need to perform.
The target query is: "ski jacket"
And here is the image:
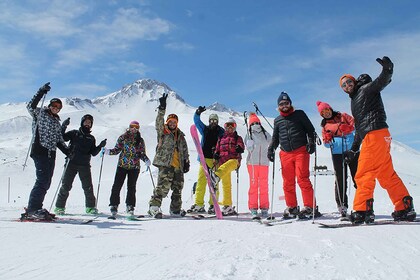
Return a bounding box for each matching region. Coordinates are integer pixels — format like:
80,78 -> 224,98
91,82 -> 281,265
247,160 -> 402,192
108,131 -> 147,170
215,131 -> 245,166
269,109 -> 315,153
349,68 -> 392,141
193,112 -> 224,159
63,128 -> 102,166
153,107 -> 189,171
27,91 -> 67,157
321,112 -> 355,154
245,126 -> 272,166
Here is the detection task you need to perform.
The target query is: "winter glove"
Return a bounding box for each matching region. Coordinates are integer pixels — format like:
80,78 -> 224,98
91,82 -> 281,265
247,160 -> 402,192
99,139 -> 107,148
183,160 -> 190,173
196,106 -> 206,115
158,93 -> 168,110
267,150 -> 274,162
246,139 -> 254,150
323,132 -> 333,144
213,152 -> 220,161
62,117 -> 70,127
339,124 -> 353,135
306,141 -> 316,154
235,145 -> 244,153
344,150 -> 359,164
143,156 -> 151,167
37,82 -> 51,95
376,56 -> 393,73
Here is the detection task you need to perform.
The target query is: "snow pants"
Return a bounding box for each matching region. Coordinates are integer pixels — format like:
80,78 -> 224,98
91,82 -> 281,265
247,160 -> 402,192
280,146 -> 315,208
247,164 -> 269,210
214,159 -> 238,206
150,166 -> 184,212
109,166 -> 140,208
27,154 -> 56,212
353,128 -> 410,212
56,162 -> 96,208
194,158 -> 219,206
331,153 -> 358,208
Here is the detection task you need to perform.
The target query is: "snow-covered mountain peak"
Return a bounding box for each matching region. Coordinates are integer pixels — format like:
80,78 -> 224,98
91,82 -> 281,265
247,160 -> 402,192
207,102 -> 241,116
92,78 -> 185,107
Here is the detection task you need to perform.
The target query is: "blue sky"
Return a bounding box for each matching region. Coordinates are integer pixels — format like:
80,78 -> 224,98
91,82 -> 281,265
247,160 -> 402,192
1,0 -> 420,150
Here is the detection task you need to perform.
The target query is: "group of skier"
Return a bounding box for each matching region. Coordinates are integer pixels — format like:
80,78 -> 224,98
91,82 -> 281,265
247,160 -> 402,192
21,55 -> 416,224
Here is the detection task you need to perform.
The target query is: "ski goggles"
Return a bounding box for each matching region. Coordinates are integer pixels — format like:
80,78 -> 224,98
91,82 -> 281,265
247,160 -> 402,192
129,124 -> 140,129
224,122 -> 236,129
209,119 -> 218,124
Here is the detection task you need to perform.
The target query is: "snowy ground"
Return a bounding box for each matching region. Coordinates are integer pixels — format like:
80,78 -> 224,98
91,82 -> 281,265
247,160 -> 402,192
1,142 -> 420,280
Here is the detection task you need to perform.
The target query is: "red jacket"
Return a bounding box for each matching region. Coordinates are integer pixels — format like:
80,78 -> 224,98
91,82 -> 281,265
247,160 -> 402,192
215,131 -> 244,165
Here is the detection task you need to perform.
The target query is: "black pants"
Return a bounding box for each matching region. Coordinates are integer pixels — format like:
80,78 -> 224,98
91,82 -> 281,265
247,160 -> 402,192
55,162 -> 96,208
109,166 -> 140,207
332,153 -> 358,208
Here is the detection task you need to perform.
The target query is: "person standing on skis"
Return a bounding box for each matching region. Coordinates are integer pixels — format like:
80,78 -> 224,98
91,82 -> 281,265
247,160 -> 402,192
267,92 -> 321,219
22,82 -> 69,221
316,101 -> 358,218
340,56 -> 416,224
148,93 -> 190,218
104,120 -> 151,217
188,106 -> 224,214
245,112 -> 272,219
210,117 -> 245,216
54,114 -> 107,215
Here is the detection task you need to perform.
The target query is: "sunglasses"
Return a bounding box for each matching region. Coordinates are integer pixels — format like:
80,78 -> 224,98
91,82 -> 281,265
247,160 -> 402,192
209,119 -> 218,124
129,124 -> 140,129
341,79 -> 354,88
278,101 -> 290,107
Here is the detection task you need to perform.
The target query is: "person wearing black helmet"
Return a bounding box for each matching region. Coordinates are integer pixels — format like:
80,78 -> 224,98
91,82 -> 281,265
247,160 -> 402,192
54,114 -> 107,215
21,83 -> 70,221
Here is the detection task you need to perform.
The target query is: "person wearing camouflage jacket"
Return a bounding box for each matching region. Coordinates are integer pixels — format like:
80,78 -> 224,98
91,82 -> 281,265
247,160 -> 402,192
23,82 -> 69,220
105,120 -> 150,215
148,93 -> 190,217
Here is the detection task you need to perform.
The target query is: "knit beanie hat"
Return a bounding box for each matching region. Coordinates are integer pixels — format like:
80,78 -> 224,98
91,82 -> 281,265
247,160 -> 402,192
209,113 -> 219,122
48,98 -> 62,109
316,101 -> 332,115
81,114 -> 93,126
339,74 -> 356,87
277,91 -> 292,105
129,120 -> 139,128
166,113 -> 178,124
248,112 -> 261,127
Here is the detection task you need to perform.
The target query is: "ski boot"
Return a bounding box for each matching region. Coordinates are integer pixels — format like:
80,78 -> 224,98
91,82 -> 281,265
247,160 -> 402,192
298,206 -> 322,219
283,206 -> 299,219
350,199 -> 375,224
126,205 -> 135,216
170,209 -> 187,217
110,205 -> 118,217
260,208 -> 269,218
207,205 -> 215,214
148,205 -> 162,219
250,208 -> 259,219
187,204 -> 206,213
222,205 -> 237,216
337,206 -> 348,218
86,207 -> 98,215
54,207 -> 66,216
392,196 -> 416,221
21,208 -> 56,221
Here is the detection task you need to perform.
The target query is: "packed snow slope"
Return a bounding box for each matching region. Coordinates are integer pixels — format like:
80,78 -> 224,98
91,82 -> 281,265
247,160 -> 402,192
1,79 -> 419,280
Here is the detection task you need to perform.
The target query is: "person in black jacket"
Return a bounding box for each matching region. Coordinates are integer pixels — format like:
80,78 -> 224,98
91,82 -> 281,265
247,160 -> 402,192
21,83 -> 69,221
54,114 -> 106,215
267,92 -> 321,219
340,56 -> 416,224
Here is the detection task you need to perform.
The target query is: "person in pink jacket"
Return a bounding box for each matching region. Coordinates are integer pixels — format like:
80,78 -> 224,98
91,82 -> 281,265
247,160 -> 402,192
210,117 -> 245,216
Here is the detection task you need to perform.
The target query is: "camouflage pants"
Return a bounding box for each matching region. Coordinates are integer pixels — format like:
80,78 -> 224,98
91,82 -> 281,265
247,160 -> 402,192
149,166 -> 184,212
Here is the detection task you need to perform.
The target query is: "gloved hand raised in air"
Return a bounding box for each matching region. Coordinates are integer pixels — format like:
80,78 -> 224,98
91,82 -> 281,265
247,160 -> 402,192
38,82 -> 51,95
196,106 -> 206,115
159,93 -> 168,110
376,56 -> 393,73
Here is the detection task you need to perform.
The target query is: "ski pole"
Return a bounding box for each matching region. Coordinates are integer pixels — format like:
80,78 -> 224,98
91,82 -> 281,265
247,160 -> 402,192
252,102 -> 274,130
311,132 -> 322,224
268,154 -> 275,220
23,93 -> 47,171
148,166 -> 156,190
236,168 -> 239,217
95,148 -> 105,208
49,157 -> 70,212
